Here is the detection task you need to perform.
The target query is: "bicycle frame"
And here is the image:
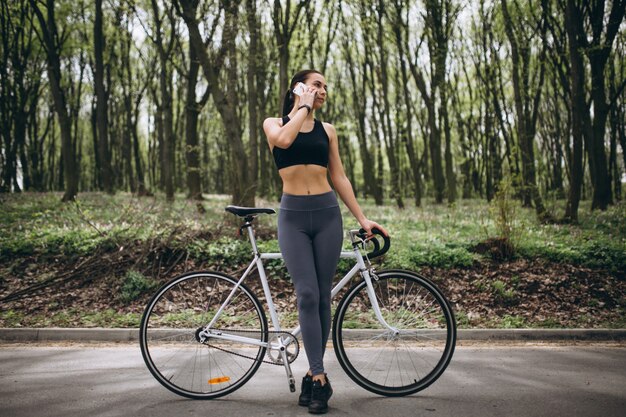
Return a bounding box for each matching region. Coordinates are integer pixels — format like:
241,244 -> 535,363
200,221 -> 398,355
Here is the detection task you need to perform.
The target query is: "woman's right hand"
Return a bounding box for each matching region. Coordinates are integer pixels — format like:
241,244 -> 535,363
298,86 -> 316,109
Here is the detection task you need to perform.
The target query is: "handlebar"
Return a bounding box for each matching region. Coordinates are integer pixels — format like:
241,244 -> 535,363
355,227 -> 391,259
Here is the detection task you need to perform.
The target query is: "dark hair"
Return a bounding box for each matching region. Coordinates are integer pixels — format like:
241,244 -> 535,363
282,69 -> 323,116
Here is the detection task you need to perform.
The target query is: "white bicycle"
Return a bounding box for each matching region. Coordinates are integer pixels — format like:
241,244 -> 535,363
140,205 -> 456,399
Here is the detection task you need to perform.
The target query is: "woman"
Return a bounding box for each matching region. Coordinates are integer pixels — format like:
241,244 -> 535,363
263,69 -> 388,414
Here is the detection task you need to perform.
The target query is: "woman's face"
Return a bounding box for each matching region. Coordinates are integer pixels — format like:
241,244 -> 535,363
303,73 -> 328,110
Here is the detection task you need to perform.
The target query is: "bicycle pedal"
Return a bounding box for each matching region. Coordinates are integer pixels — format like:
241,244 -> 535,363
289,381 -> 296,393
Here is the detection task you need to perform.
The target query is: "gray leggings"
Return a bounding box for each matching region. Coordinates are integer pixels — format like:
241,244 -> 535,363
277,191 -> 343,376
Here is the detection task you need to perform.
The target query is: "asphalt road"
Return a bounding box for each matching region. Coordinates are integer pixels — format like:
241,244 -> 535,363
1,343 -> 625,417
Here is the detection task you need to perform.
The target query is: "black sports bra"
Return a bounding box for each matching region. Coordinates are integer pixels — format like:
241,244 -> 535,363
272,116 -> 330,170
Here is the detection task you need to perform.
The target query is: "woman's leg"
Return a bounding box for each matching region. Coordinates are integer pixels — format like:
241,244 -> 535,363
278,208 -> 326,376
311,206 -> 343,364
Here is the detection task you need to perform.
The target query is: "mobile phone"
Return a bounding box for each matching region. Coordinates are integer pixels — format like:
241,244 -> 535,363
292,82 -> 307,97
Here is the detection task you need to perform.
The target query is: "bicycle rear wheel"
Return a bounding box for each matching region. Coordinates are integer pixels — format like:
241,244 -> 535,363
333,269 -> 456,396
140,271 -> 268,399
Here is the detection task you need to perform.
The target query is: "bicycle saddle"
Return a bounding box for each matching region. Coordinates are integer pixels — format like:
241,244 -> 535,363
225,205 -> 276,217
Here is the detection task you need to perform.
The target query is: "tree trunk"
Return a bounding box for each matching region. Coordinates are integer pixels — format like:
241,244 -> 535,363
409,0 -> 455,205
246,0 -> 259,201
151,0 -> 175,201
501,0 -> 549,221
94,0 -> 113,194
31,0 -> 78,201
391,0 -> 422,206
588,54 -> 613,210
185,41 -> 202,200
442,84 -> 456,204
121,63 -> 135,193
272,0 -> 311,113
363,37 -> 385,205
132,107 -> 147,195
375,0 -> 403,209
582,0 -> 624,209
178,0 -> 254,207
563,1 -> 584,223
342,33 -> 377,201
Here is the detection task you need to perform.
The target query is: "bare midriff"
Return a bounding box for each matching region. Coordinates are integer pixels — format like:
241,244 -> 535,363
278,164 -> 332,195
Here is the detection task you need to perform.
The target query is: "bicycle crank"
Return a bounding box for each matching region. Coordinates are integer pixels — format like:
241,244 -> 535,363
266,333 -> 300,365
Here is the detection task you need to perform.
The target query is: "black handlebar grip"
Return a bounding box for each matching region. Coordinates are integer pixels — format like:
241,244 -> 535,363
358,227 -> 391,259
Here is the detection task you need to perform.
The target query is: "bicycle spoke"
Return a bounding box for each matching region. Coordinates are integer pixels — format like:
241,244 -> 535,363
334,272 -> 455,396
140,272 -> 267,399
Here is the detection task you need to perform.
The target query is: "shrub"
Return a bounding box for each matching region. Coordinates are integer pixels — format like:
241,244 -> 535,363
579,240 -> 626,273
409,243 -> 476,269
473,177 -> 521,260
187,236 -> 251,269
120,270 -> 157,303
491,280 -> 518,304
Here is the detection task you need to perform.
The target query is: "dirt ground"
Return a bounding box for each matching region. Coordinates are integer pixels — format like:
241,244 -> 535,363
1,247 -> 624,328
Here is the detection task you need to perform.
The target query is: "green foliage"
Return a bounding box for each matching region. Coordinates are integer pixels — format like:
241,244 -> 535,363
491,178 -> 519,243
454,310 -> 471,328
0,192 -> 227,260
491,280 -> 518,304
516,235 -> 626,273
120,270 -> 157,303
1,193 -> 624,275
406,241 -> 476,269
499,315 -> 527,328
187,237 -> 251,269
0,308 -> 141,328
475,177 -> 521,260
0,310 -> 25,327
81,309 -> 142,327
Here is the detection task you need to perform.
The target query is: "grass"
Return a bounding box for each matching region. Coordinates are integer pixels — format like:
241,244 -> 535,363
0,192 -> 624,329
1,191 -> 624,271
0,308 -> 142,328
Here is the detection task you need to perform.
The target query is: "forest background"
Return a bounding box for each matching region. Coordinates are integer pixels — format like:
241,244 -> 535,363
1,0 -> 625,329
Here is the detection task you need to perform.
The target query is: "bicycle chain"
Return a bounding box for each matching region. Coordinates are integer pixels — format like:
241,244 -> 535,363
203,328 -> 300,366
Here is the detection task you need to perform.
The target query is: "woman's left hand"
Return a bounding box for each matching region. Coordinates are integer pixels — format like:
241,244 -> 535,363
359,218 -> 389,238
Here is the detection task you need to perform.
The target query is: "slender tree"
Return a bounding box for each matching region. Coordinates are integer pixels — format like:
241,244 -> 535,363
390,0 -> 423,206
582,0 -> 625,210
272,0 -> 311,112
30,0 -> 78,201
177,0 -> 254,207
501,0 -> 550,221
94,0 -> 113,194
149,0 -> 177,201
339,6 -> 380,203
246,0 -> 260,201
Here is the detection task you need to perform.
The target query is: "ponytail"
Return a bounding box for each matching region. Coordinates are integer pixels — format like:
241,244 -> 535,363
282,89 -> 294,116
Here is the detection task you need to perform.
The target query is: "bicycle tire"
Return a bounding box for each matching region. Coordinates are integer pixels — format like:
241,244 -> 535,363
140,270 -> 268,399
333,269 -> 456,396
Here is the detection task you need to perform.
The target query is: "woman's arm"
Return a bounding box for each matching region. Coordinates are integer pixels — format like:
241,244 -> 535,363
263,106 -> 308,149
263,87 -> 317,149
325,122 -> 389,237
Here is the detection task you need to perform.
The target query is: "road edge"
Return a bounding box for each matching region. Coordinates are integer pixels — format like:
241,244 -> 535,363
0,328 -> 625,343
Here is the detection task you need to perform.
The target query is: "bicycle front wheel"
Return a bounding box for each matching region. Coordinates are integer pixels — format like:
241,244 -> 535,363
140,271 -> 268,399
333,269 -> 456,396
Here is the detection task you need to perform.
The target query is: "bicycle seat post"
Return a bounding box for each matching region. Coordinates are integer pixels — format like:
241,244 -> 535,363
241,216 -> 260,256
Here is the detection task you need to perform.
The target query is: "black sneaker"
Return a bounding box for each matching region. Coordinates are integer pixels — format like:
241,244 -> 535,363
298,374 -> 313,407
308,376 -> 333,414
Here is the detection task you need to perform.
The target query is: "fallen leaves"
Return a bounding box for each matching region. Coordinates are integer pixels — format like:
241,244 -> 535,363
0,256 -> 624,328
